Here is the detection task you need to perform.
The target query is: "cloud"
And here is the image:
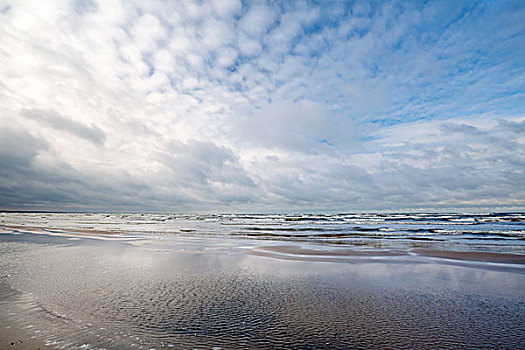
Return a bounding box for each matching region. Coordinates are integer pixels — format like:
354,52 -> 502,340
200,18 -> 234,51
131,13 -> 166,53
265,5 -> 319,54
0,122 -> 46,159
72,0 -> 97,15
238,4 -> 276,38
234,100 -> 356,154
0,0 -> 523,211
21,108 -> 106,145
211,0 -> 242,18
160,139 -> 255,188
0,123 -> 84,208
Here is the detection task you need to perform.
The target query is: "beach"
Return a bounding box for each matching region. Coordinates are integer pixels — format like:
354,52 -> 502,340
0,218 -> 524,349
3,0 -> 524,348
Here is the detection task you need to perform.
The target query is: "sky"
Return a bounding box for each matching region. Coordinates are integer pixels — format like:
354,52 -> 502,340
0,0 -> 524,212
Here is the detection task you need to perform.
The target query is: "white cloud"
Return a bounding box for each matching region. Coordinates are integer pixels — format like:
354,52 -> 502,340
211,0 -> 242,18
237,33 -> 263,57
238,4 -> 276,38
200,18 -> 234,50
131,13 -> 166,53
215,46 -> 238,68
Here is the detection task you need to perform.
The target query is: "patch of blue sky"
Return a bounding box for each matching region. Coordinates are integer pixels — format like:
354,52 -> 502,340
318,139 -> 334,146
360,136 -> 379,142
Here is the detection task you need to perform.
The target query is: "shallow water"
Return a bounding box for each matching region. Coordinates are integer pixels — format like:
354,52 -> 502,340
0,213 -> 524,349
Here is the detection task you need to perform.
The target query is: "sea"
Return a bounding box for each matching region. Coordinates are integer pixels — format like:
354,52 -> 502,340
1,211 -> 524,253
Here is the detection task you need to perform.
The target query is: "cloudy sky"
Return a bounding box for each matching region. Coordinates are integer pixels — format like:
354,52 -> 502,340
0,0 -> 524,212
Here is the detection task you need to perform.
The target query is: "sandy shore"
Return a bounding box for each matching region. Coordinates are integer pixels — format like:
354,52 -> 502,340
1,226 -> 524,349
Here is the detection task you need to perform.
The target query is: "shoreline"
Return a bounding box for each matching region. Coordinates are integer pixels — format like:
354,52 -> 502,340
2,224 -> 525,266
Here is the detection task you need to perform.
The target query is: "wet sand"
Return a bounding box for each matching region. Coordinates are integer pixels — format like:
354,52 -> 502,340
0,283 -> 47,350
248,244 -> 525,269
412,248 -> 525,264
1,226 -> 524,349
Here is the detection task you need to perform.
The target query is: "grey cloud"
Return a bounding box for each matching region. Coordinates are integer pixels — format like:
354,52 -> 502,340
244,117 -> 525,210
146,139 -> 259,207
0,124 -> 157,211
2,115 -> 523,211
368,121 -> 525,208
162,139 -> 255,187
497,119 -> 525,134
73,0 -> 97,15
441,123 -> 485,136
21,109 -> 105,145
0,124 -> 47,163
0,125 -> 79,207
0,3 -> 11,14
234,100 -> 357,154
439,120 -> 525,151
264,164 -> 373,207
371,163 -> 523,208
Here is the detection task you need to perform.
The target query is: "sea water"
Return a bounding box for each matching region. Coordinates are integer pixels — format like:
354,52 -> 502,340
1,211 -> 523,253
